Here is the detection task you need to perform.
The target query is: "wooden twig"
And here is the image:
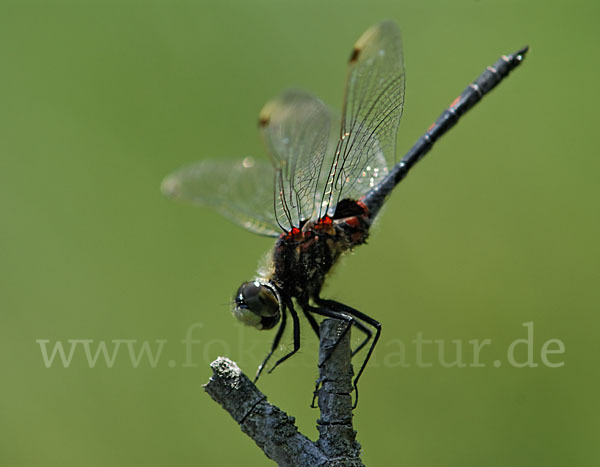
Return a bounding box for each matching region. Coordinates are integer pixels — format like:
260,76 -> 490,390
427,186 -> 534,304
204,319 -> 364,466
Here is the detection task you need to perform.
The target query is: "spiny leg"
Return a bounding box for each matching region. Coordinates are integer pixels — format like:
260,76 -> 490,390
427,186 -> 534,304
348,315 -> 372,357
316,298 -> 381,408
267,301 -> 301,374
254,304 -> 287,382
304,304 -> 353,367
306,302 -> 372,364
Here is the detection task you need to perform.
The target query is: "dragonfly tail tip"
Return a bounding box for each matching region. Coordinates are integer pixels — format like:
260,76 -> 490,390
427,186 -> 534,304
515,45 -> 529,59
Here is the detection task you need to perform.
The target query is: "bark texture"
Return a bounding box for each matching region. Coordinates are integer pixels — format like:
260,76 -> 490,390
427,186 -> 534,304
204,319 -> 364,466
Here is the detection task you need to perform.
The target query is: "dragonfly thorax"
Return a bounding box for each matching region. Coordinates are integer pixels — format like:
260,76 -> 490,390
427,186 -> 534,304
269,212 -> 370,301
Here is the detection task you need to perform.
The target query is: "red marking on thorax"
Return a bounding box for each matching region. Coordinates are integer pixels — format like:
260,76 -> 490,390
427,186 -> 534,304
314,216 -> 335,235
344,217 -> 360,228
282,227 -> 303,241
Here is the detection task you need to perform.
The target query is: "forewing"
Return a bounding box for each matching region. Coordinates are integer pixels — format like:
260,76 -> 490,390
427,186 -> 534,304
161,157 -> 281,237
259,89 -> 332,228
321,21 -> 405,216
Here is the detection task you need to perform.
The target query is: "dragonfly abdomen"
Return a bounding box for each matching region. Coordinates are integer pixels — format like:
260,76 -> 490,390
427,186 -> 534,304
362,46 -> 528,219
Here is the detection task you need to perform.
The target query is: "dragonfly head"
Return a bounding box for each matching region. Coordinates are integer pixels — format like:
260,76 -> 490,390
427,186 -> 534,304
233,279 -> 281,330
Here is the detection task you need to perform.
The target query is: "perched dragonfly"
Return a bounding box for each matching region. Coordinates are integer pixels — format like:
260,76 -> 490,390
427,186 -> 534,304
162,21 -> 527,405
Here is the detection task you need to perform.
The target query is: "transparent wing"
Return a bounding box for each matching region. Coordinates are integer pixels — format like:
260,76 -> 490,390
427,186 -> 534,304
258,89 -> 332,229
161,157 -> 281,237
320,20 -> 405,217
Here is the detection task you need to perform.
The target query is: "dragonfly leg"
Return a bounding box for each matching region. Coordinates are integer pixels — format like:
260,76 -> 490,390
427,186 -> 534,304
267,301 -> 301,374
304,304 -> 353,366
301,306 -> 321,339
348,316 -> 372,357
315,298 -> 381,408
254,304 -> 287,382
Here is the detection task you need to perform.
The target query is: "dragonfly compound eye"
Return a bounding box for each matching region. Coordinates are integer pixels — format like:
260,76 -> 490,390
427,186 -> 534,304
233,281 -> 281,330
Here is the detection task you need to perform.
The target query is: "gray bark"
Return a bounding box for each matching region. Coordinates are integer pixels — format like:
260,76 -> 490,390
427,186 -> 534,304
204,319 -> 364,466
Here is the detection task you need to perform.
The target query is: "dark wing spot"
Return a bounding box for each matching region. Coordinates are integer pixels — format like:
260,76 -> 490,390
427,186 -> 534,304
349,47 -> 361,63
258,115 -> 270,127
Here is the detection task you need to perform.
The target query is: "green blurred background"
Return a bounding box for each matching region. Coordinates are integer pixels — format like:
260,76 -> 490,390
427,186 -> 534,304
1,0 -> 598,465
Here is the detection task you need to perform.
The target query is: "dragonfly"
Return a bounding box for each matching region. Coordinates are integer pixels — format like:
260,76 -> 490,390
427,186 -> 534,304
162,21 -> 528,406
